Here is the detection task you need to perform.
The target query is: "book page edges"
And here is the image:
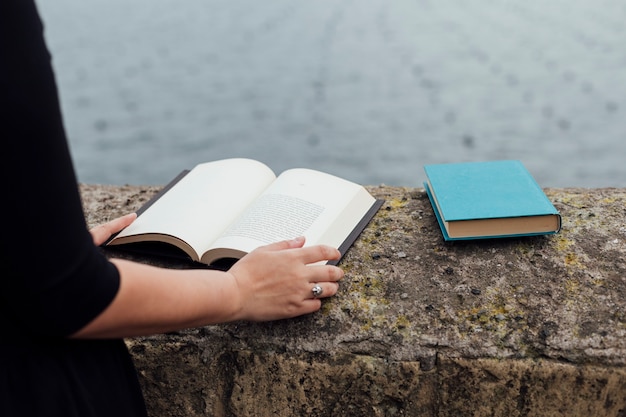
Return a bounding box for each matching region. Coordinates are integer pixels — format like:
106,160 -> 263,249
446,213 -> 561,239
108,232 -> 200,261
200,248 -> 247,265
327,198 -> 384,266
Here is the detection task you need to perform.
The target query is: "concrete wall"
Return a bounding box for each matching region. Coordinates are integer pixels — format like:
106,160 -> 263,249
81,184 -> 626,417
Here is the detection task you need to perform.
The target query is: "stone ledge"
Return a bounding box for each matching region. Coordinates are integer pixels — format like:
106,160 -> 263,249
80,185 -> 626,417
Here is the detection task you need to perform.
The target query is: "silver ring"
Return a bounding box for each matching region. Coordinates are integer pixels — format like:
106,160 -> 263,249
311,284 -> 323,298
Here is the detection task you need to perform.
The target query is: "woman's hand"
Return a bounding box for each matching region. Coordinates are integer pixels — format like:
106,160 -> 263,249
227,236 -> 345,322
89,213 -> 137,246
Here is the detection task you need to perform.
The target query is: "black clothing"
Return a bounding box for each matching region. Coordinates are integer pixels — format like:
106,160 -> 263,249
0,1 -> 147,415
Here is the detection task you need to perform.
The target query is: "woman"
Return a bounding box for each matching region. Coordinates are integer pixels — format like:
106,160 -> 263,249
0,1 -> 343,415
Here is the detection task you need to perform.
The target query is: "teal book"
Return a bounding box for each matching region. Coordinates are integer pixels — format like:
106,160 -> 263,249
423,160 -> 561,241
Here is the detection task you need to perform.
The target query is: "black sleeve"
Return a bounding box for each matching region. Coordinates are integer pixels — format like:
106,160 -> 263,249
0,0 -> 121,338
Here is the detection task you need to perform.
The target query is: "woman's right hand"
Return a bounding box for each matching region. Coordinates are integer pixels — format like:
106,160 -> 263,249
226,236 -> 345,322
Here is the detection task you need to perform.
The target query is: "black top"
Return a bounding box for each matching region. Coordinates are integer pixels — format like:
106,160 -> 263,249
0,1 -> 147,415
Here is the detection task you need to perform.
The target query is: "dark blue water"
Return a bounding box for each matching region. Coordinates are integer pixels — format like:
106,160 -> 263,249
37,0 -> 626,187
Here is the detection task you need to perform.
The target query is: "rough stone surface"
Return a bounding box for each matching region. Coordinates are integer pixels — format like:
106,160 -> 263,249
80,184 -> 626,417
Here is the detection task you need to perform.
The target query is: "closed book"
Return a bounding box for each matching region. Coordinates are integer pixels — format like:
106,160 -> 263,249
423,160 -> 561,241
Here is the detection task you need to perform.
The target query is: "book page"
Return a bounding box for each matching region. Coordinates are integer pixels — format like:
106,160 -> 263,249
109,158 -> 276,260
220,193 -> 325,244
204,168 -> 375,263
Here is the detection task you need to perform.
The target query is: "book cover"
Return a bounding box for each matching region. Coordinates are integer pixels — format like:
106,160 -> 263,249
423,160 -> 561,241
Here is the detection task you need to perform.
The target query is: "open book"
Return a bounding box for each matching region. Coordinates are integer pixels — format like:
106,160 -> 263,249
107,158 -> 383,267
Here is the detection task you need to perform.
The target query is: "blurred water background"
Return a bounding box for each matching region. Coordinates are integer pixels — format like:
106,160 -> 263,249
37,0 -> 626,187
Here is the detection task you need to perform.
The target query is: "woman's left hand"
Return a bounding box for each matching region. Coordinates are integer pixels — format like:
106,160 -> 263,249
89,213 -> 137,246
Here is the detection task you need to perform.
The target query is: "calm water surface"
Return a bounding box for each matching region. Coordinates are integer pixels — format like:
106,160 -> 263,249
37,0 -> 626,187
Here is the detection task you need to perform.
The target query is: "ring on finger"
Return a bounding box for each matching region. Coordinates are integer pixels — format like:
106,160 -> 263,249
311,284 -> 323,298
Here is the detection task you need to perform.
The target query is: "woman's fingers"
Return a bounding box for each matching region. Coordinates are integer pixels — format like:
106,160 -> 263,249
256,237 -> 342,266
308,281 -> 340,300
298,244 -> 342,265
90,213 -> 137,245
257,236 -> 306,252
303,263 -> 345,285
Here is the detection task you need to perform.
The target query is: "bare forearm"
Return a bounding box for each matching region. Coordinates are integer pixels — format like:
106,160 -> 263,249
72,259 -> 241,338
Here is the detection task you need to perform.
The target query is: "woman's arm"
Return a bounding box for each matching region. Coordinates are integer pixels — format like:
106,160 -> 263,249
73,217 -> 344,339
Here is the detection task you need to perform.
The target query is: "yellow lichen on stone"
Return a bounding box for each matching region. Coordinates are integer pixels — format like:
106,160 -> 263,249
555,194 -> 585,209
395,315 -> 411,330
555,235 -> 574,252
320,300 -> 334,315
564,278 -> 580,295
388,198 -> 408,209
342,272 -> 393,332
564,253 -> 585,270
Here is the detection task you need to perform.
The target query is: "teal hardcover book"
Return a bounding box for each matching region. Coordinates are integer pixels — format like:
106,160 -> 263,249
423,160 -> 561,241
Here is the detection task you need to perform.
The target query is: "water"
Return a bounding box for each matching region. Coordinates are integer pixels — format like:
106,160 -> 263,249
36,0 -> 626,187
